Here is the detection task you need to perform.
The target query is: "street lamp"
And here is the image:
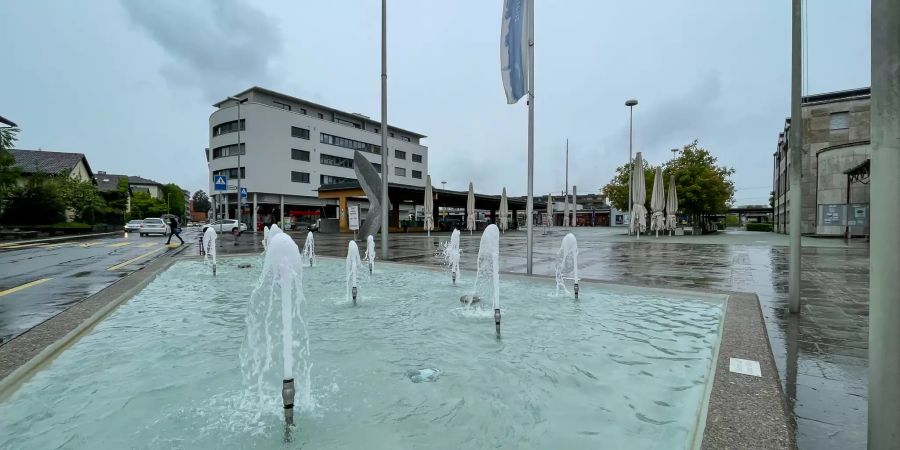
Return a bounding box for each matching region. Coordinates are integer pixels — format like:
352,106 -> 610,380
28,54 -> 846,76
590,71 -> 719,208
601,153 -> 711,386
441,181 -> 447,190
671,148 -> 680,159
625,99 -> 638,233
228,96 -> 248,246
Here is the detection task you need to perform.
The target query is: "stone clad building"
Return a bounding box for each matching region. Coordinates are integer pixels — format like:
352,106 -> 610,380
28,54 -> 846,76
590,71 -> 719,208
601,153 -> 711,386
772,88 -> 870,235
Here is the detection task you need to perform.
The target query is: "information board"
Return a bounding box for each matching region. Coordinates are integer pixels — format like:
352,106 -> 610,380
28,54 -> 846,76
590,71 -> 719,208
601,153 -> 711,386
349,205 -> 360,231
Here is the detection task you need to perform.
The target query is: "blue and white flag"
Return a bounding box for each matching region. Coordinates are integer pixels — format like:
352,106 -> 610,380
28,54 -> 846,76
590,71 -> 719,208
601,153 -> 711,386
501,0 -> 530,104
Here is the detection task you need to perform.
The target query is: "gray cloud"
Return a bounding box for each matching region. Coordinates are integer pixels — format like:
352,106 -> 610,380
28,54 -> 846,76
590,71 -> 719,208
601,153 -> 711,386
121,0 -> 282,101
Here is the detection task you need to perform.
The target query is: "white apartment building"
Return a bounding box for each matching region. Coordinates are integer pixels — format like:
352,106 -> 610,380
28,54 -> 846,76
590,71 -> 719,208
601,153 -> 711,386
207,86 -> 428,231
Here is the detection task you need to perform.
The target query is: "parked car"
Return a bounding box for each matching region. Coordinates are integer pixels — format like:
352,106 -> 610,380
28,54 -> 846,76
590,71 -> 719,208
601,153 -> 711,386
139,218 -> 167,237
124,219 -> 143,232
202,219 -> 248,234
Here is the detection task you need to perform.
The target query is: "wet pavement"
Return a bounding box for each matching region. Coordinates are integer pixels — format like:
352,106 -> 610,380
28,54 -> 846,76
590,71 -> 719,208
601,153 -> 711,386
218,227 -> 867,450
0,228 -> 201,344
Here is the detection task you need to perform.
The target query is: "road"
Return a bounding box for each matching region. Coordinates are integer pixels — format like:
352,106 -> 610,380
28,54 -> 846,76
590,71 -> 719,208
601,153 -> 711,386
0,228 -> 201,344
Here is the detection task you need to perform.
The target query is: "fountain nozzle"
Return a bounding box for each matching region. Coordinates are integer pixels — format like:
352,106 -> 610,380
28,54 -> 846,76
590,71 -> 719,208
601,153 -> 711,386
352,286 -> 358,305
574,282 -> 579,299
494,308 -> 501,334
452,271 -> 456,285
212,264 -> 217,276
369,263 -> 373,274
282,378 -> 295,426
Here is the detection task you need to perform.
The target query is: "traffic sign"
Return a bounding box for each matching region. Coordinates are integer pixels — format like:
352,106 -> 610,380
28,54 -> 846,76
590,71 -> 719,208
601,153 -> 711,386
214,176 -> 227,191
240,187 -> 248,199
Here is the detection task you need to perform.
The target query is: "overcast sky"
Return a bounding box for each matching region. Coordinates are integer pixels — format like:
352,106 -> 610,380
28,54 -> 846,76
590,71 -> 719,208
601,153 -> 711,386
2,1 -> 869,204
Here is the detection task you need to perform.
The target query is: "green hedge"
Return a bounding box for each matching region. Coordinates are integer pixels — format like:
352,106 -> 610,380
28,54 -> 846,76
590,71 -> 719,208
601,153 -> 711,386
746,223 -> 773,232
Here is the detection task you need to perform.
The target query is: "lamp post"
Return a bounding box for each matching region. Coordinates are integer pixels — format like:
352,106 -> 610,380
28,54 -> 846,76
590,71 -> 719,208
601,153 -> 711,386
671,148 -> 679,159
441,181 -> 447,190
228,96 -> 248,246
625,99 -> 638,233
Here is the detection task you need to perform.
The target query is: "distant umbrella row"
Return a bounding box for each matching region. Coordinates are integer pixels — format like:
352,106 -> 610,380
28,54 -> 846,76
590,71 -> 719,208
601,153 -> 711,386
631,151 -> 679,238
421,176 -> 512,236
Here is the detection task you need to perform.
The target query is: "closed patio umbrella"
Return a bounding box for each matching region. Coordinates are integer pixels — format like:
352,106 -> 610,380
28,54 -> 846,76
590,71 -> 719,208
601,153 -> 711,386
563,195 -> 570,228
467,182 -> 475,234
499,187 -> 509,233
424,175 -> 434,237
650,166 -> 666,237
631,152 -> 647,238
666,174 -> 679,235
546,193 -> 553,230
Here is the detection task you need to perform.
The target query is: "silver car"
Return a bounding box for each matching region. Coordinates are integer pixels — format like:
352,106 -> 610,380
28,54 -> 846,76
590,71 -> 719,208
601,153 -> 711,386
124,219 -> 143,232
202,219 -> 248,234
139,218 -> 168,237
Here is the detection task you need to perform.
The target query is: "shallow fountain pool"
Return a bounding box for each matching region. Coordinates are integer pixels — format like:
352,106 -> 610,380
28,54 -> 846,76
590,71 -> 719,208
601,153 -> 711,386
0,257 -> 724,449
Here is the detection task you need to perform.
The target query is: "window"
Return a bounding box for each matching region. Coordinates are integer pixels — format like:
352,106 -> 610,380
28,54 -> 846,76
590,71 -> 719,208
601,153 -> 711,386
400,136 -> 411,142
300,108 -> 307,115
212,167 -> 245,179
212,119 -> 245,136
291,171 -> 310,183
274,100 -> 292,111
412,170 -> 422,179
291,126 -> 310,139
395,150 -> 406,160
318,113 -> 324,119
320,174 -> 354,185
211,143 -> 245,159
390,132 -> 395,138
374,128 -> 380,134
336,118 -> 359,128
372,163 -> 382,173
395,167 -> 406,177
412,153 -> 422,163
291,149 -> 310,161
320,133 -> 381,155
829,112 -> 850,130
320,153 -> 354,169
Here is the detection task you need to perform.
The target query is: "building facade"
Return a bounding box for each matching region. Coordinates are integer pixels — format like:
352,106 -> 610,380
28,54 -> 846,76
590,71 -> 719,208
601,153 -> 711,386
772,88 -> 870,235
208,86 -> 428,231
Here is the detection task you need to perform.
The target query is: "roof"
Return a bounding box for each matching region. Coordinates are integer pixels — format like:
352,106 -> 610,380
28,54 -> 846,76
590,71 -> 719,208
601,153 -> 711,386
0,115 -> 17,127
10,149 -> 93,178
802,87 -> 870,105
94,173 -> 163,192
318,181 -> 543,210
214,86 -> 427,139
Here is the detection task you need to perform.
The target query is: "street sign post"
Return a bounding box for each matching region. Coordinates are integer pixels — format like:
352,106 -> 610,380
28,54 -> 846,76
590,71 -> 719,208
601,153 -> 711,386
240,187 -> 248,199
214,176 -> 228,192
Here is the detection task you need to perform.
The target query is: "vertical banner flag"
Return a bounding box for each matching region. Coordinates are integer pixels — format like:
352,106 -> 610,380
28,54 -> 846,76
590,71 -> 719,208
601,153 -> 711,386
501,0 -> 529,104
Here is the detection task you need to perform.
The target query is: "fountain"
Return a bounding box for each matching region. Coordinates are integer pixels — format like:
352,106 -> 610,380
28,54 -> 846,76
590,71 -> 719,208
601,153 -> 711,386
346,240 -> 362,305
365,235 -> 375,274
439,229 -> 462,285
263,224 -> 283,253
472,224 -> 500,334
302,231 -> 316,267
239,232 -> 311,428
555,233 -> 580,298
203,227 -> 218,276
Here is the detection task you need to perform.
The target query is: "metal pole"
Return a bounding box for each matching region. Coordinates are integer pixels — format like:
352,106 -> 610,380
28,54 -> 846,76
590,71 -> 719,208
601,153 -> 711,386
625,99 -> 637,233
565,139 -> 569,227
236,99 -> 242,245
380,0 -> 390,260
788,0 -> 802,313
525,0 -> 534,275
869,0 -> 900,445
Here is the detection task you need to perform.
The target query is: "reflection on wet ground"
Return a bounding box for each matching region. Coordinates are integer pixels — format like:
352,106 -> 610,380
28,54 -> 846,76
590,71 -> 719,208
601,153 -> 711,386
216,227 -> 867,450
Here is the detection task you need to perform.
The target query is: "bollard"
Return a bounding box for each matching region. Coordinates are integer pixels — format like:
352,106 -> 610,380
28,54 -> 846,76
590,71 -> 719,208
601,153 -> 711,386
282,378 -> 295,426
494,308 -> 501,335
352,286 -> 358,305
574,282 -> 579,299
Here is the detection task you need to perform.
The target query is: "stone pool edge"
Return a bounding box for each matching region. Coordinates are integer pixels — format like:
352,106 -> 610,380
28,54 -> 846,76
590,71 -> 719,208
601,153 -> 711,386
0,254 -> 179,398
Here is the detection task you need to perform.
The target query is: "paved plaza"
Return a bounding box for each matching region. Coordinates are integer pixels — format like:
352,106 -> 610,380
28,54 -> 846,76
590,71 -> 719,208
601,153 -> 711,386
219,227 -> 868,449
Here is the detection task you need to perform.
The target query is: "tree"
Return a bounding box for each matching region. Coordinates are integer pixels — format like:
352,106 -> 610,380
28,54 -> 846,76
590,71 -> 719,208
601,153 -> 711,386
192,190 -> 211,213
601,160 -> 656,212
129,191 -> 167,220
1,173 -> 65,225
54,172 -> 102,222
661,140 -> 735,224
161,183 -> 186,220
0,127 -> 22,216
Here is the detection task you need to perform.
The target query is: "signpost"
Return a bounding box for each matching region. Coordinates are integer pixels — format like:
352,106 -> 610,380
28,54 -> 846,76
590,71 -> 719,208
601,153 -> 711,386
214,176 -> 227,192
240,187 -> 248,206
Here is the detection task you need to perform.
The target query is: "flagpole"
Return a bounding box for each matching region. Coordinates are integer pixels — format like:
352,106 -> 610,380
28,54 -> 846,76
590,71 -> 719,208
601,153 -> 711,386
525,0 -> 535,275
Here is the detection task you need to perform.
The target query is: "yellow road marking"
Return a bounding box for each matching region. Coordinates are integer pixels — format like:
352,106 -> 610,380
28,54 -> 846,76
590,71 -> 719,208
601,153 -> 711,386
138,243 -> 157,248
79,241 -> 104,247
107,242 -> 131,248
0,242 -> 47,250
0,278 -> 53,297
42,243 -> 70,249
107,247 -> 164,271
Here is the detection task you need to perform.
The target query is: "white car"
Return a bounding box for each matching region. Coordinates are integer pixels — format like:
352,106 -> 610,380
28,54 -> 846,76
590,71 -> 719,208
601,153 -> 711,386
139,218 -> 168,237
202,219 -> 248,234
124,220 -> 143,232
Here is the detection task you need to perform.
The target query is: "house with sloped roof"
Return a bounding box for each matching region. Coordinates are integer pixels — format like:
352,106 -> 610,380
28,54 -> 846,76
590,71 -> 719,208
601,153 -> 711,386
9,149 -> 94,185
94,171 -> 164,200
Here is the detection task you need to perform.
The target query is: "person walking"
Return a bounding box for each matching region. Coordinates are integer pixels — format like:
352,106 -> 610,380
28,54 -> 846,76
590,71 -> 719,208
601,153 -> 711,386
165,216 -> 184,245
